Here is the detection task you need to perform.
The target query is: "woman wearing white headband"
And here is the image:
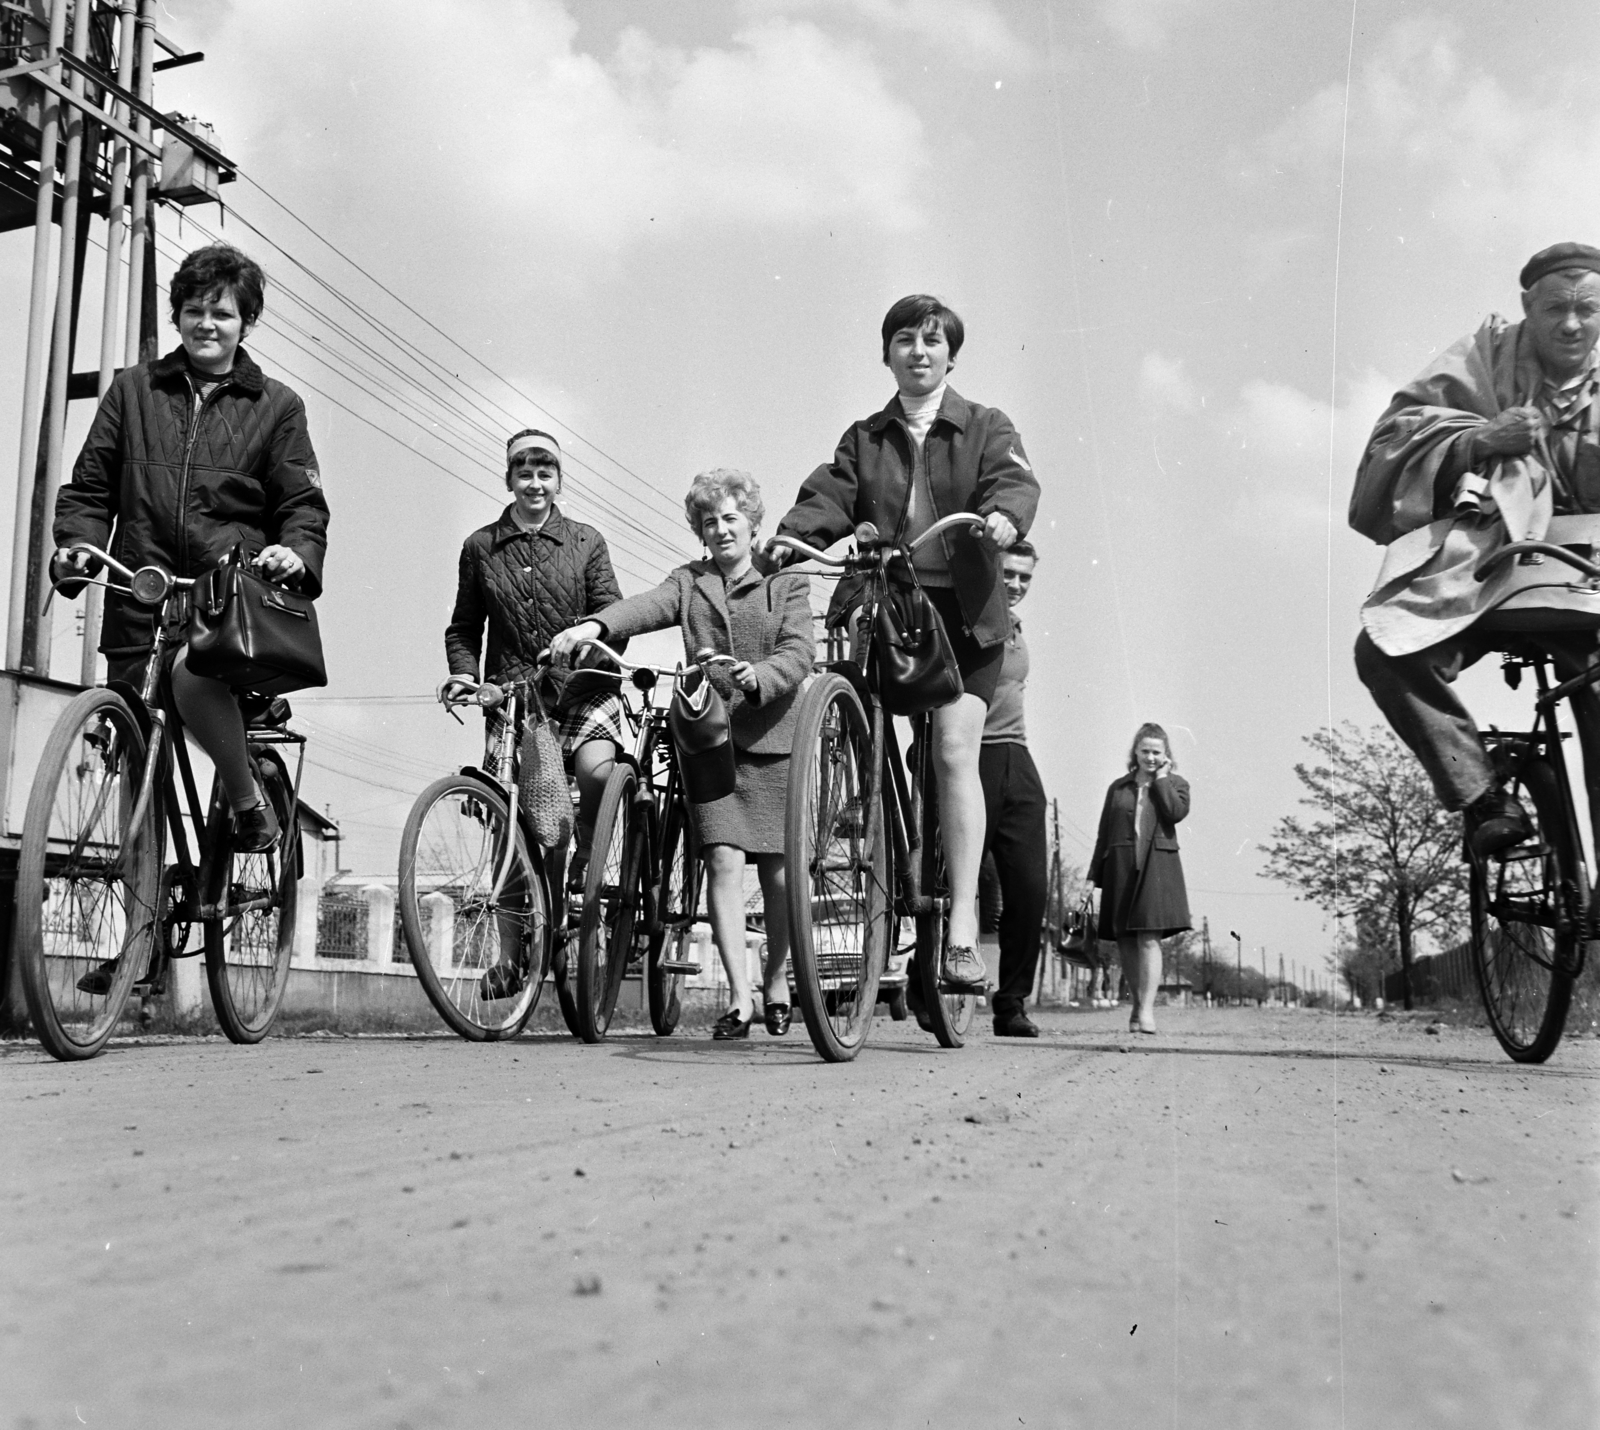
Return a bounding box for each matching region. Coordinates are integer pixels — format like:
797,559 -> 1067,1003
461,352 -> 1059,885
444,430 -> 629,995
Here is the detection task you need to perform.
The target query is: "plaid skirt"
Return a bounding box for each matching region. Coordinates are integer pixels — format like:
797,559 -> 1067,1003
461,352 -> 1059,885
556,689 -> 628,767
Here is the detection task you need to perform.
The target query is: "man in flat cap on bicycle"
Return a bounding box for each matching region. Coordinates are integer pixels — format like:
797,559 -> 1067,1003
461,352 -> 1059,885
1351,241 -> 1600,854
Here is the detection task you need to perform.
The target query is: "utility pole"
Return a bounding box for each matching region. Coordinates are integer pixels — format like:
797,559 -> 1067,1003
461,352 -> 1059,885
1230,929 -> 1242,1007
1259,945 -> 1268,1006
1201,917 -> 1211,1001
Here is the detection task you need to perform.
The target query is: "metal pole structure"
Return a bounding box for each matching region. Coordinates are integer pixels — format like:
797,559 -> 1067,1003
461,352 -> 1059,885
29,0 -> 94,676
1260,945 -> 1267,1006
1230,929 -> 1241,1007
80,0 -> 142,686
7,0 -> 69,671
1201,916 -> 1210,1001
124,0 -> 155,370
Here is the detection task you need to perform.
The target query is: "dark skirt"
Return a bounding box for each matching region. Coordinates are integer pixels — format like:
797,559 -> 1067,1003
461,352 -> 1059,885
922,586 -> 1005,706
692,751 -> 789,856
1096,846 -> 1191,940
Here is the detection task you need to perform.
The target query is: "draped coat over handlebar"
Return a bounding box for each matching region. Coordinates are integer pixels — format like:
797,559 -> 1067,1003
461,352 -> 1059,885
774,387 -> 1039,649
592,563 -> 814,756
54,346 -> 330,665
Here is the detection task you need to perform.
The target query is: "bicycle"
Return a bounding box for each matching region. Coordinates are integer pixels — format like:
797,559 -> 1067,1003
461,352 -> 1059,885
768,511 -> 989,1062
397,676 -> 561,1041
562,641 -> 727,1043
1460,533 -> 1600,1063
17,543 -> 304,1060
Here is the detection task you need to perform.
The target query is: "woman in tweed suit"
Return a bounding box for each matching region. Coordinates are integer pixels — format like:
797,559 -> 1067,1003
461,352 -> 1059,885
552,470 -> 813,1040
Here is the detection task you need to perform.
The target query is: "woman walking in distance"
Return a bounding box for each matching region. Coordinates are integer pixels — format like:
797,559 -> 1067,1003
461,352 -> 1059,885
1088,723 -> 1192,1035
552,470 -> 813,1040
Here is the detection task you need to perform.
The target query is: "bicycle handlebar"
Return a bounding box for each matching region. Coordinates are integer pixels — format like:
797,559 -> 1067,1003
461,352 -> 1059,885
1474,540 -> 1600,583
565,638 -> 738,679
52,542 -> 197,602
766,511 -> 988,569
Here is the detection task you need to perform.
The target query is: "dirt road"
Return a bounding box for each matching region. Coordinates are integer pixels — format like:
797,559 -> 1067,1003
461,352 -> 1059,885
3,1005 -> 1596,1430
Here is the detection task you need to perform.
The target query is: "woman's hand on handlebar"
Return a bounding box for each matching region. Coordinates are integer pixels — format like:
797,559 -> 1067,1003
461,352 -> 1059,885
752,535 -> 792,576
728,660 -> 759,695
437,674 -> 477,705
254,545 -> 305,582
979,511 -> 1018,551
549,620 -> 603,666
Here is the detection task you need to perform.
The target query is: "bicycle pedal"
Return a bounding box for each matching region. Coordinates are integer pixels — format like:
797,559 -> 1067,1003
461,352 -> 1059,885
658,959 -> 702,974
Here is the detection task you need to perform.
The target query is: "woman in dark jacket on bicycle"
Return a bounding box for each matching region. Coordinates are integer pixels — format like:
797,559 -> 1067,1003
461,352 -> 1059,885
442,429 -> 627,880
54,243 -> 330,858
552,469 -> 813,1040
765,294 -> 1039,998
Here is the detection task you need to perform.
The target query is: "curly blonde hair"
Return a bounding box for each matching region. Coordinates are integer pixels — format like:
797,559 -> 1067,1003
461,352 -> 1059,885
684,468 -> 764,537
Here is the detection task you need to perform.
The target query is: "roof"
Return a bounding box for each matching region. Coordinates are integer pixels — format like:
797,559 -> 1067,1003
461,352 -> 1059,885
296,801 -> 340,840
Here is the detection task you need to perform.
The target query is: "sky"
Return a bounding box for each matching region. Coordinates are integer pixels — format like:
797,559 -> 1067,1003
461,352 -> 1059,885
4,0 -> 1599,975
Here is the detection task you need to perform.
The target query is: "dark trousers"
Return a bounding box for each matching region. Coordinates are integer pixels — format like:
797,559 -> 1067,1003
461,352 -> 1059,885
979,742 -> 1048,1018
1355,627 -> 1600,831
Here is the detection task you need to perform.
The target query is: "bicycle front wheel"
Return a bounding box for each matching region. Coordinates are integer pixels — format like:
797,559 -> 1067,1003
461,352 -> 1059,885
17,688 -> 159,1060
576,764 -> 645,1042
398,775 -> 549,1040
1469,757 -> 1579,1063
205,749 -> 299,1042
646,792 -> 701,1037
786,674 -> 888,1062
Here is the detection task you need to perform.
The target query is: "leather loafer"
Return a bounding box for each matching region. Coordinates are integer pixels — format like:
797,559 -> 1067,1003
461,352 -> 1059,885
763,1002 -> 792,1037
232,796 -> 280,854
904,968 -> 936,1033
993,1008 -> 1040,1038
712,1007 -> 753,1040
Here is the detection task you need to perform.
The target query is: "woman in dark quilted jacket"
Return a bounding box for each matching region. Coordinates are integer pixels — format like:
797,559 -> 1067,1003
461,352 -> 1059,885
54,244 -> 330,864
442,429 -> 627,898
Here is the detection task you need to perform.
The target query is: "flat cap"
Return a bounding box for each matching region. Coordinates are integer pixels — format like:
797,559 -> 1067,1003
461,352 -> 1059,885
1519,242 -> 1600,290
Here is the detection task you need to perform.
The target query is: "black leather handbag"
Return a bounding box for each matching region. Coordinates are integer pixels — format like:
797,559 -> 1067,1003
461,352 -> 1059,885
668,665 -> 738,804
869,475 -> 965,716
187,546 -> 327,695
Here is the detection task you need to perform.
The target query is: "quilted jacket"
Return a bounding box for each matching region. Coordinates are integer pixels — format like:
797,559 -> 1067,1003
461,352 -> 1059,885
446,504 -> 625,689
774,386 -> 1039,648
593,563 -> 813,755
54,346 -> 330,662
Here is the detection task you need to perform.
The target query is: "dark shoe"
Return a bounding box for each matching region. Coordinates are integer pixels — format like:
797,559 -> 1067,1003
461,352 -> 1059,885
712,1007 -> 754,1041
993,1008 -> 1040,1038
76,959 -> 119,996
232,795 -> 280,854
764,1002 -> 791,1037
1466,787 -> 1531,858
940,944 -> 987,988
905,966 -> 935,1032
478,961 -> 526,1001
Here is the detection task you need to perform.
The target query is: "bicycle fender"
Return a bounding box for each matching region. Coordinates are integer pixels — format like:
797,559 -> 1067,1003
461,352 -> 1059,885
107,678 -> 153,743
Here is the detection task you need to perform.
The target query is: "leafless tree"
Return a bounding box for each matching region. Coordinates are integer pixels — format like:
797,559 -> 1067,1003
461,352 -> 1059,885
1260,722 -> 1468,1010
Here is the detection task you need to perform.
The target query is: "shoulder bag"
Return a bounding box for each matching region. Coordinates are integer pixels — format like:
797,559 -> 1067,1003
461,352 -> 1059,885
871,477 -> 963,716
187,546 -> 327,695
668,665 -> 738,804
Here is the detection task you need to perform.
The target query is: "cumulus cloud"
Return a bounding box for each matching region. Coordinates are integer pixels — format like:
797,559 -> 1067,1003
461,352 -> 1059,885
1096,0 -> 1202,50
171,0 -> 930,252
1242,18 -> 1600,251
740,0 -> 1036,68
1139,351 -> 1200,413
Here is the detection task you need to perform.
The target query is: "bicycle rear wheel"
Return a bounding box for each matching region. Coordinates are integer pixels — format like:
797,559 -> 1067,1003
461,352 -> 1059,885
914,765 -> 977,1049
205,749 -> 300,1042
17,688 -> 159,1060
647,792 -> 701,1037
576,764 -> 645,1042
398,774 -> 549,1040
1469,756 -> 1579,1063
786,674 -> 888,1062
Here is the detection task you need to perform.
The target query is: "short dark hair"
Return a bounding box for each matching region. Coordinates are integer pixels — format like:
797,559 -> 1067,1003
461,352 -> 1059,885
880,294 -> 965,365
169,244 -> 266,327
1006,539 -> 1037,561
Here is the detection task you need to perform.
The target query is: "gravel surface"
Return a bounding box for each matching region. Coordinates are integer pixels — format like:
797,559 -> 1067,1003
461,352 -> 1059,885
3,1005 -> 1596,1429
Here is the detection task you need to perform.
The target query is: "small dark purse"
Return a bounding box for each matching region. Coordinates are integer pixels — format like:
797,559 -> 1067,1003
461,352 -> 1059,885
869,472 -> 964,717
668,665 -> 738,804
187,546 -> 327,695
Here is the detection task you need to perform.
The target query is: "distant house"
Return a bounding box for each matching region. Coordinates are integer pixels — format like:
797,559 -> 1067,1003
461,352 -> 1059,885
296,802 -> 341,884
